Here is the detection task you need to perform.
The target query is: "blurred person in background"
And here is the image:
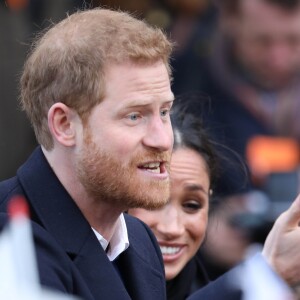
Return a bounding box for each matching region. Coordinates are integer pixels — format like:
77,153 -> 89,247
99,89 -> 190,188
160,0 -> 218,97
172,0 -> 300,281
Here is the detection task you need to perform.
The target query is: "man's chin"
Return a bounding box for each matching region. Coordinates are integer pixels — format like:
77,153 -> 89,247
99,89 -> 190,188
141,198 -> 169,211
129,190 -> 169,211
126,176 -> 170,209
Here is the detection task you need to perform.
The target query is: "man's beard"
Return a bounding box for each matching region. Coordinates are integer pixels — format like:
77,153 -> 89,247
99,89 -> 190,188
75,128 -> 171,210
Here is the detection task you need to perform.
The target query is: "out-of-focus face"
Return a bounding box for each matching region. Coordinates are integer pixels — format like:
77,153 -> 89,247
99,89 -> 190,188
230,0 -> 300,89
75,61 -> 174,210
129,147 -> 210,280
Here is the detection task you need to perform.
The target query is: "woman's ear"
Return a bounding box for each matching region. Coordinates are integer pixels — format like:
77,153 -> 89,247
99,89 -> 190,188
48,103 -> 78,147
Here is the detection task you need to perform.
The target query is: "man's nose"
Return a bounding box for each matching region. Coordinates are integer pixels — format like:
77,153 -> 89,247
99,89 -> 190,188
142,116 -> 173,152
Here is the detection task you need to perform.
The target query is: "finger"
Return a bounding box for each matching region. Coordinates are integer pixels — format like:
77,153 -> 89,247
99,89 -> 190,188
280,193 -> 300,229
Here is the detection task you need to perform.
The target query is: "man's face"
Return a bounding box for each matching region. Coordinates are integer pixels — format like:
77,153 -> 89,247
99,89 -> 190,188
76,61 -> 174,210
231,0 -> 300,89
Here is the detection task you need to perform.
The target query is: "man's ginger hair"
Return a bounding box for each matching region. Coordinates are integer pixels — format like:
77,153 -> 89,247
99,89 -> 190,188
21,8 -> 173,150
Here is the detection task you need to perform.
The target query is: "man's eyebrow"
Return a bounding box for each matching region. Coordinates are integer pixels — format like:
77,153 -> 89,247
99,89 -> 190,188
124,98 -> 174,108
164,99 -> 175,106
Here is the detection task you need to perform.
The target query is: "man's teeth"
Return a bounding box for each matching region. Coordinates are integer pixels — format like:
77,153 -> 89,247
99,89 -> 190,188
160,246 -> 181,255
143,162 -> 160,173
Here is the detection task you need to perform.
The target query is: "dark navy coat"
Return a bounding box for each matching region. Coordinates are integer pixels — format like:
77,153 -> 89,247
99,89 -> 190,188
0,147 -> 166,300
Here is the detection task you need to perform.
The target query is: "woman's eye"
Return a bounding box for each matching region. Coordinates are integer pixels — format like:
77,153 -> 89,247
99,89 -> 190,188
183,201 -> 202,213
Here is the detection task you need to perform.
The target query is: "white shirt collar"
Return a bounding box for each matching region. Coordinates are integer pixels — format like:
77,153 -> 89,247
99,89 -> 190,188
92,213 -> 129,261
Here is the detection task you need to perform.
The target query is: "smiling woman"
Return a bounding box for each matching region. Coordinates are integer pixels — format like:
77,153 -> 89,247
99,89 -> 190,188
129,103 -> 218,299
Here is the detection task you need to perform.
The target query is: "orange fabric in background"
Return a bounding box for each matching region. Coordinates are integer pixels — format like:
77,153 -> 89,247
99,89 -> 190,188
5,0 -> 28,11
246,135 -> 300,182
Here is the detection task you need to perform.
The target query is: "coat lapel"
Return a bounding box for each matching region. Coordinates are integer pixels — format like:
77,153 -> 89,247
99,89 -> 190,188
73,232 -> 131,299
115,244 -> 166,300
17,147 -> 131,299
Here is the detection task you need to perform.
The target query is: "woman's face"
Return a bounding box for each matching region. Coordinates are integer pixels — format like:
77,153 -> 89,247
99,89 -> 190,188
129,147 -> 210,280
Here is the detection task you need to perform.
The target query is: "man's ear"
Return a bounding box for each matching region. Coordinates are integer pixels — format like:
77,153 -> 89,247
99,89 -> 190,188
48,103 -> 79,147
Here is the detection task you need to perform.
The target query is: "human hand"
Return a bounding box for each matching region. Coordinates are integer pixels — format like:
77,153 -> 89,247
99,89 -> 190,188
262,194 -> 300,296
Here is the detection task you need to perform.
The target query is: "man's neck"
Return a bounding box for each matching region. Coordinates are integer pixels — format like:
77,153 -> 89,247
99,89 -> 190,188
74,197 -> 124,242
42,146 -> 124,241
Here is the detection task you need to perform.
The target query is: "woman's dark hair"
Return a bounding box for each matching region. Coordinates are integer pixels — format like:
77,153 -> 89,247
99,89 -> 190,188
171,102 -> 219,190
171,95 -> 250,201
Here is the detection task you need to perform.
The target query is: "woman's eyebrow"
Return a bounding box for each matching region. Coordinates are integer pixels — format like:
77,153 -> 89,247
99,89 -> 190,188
184,184 -> 208,195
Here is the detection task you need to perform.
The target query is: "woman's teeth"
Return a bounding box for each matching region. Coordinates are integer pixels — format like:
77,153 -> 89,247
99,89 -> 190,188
160,246 -> 180,255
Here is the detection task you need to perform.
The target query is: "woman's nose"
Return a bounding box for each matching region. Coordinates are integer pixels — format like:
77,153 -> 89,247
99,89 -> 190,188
156,205 -> 185,239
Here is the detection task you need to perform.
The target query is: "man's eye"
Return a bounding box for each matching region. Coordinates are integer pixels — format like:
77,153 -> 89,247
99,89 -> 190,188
127,113 -> 139,121
160,109 -> 169,117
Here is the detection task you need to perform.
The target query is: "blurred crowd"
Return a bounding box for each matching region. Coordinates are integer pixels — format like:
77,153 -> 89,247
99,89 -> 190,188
1,0 -> 300,285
